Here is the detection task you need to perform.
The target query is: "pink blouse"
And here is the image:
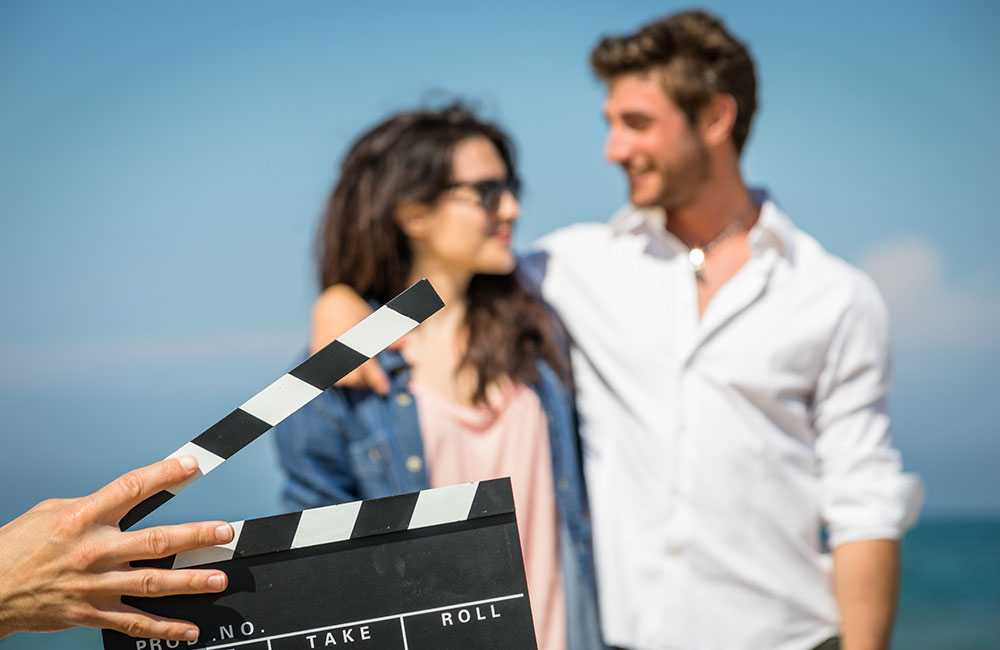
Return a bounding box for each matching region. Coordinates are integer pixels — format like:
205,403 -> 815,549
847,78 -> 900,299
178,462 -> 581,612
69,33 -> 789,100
409,380 -> 567,650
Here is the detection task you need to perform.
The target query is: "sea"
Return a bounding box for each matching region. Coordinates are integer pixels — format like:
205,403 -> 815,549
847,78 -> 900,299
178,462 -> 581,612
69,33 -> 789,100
892,518 -> 1000,649
4,518 -> 998,649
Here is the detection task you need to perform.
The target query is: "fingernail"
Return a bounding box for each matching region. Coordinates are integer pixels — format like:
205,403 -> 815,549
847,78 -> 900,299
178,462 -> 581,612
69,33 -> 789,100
207,573 -> 226,590
184,629 -> 198,641
215,523 -> 234,542
178,455 -> 198,471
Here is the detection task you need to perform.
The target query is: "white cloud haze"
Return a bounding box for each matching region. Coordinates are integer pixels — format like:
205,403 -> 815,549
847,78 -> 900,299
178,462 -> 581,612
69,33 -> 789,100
858,238 -> 1000,351
0,325 -> 304,388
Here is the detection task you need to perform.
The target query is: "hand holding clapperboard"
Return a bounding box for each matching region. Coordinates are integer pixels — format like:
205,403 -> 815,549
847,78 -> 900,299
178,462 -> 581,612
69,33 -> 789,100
104,280 -> 538,650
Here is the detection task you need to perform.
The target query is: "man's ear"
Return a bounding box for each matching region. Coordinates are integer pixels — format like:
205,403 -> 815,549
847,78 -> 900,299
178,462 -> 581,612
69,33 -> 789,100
699,94 -> 738,149
395,200 -> 431,239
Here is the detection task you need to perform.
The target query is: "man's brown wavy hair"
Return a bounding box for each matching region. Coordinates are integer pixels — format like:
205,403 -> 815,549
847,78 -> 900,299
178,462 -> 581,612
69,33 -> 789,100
590,10 -> 758,155
316,104 -> 567,404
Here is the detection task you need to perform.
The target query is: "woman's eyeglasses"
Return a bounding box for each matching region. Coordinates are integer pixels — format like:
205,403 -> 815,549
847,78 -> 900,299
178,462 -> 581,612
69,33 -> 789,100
443,178 -> 517,212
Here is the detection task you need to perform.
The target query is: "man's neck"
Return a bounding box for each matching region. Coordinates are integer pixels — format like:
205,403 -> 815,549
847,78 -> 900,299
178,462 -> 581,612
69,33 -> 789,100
663,176 -> 756,249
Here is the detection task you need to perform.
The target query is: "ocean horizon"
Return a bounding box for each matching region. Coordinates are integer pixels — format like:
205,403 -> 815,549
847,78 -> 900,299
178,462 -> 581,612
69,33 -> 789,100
4,516 -> 997,650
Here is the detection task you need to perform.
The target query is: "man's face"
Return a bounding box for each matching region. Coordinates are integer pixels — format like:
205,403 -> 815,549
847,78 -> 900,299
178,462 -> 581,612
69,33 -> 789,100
602,73 -> 709,210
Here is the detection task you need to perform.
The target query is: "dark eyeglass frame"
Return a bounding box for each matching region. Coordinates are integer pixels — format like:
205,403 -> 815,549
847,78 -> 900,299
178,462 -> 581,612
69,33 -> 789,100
442,178 -> 517,212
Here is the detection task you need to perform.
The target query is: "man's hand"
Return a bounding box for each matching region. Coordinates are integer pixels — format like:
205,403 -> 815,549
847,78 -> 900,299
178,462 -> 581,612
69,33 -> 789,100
832,538 -> 901,650
0,457 -> 234,641
312,284 -> 390,395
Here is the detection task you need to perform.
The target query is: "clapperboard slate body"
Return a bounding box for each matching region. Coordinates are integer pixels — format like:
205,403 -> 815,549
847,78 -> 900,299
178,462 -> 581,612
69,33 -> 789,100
102,280 -> 538,650
104,479 -> 535,650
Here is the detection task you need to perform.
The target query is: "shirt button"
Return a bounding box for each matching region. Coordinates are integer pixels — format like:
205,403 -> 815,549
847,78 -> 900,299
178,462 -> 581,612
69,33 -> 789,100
368,447 -> 382,463
396,392 -> 413,407
406,455 -> 423,473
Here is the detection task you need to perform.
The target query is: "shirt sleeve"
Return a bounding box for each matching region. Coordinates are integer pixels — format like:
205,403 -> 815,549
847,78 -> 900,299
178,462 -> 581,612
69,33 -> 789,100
813,274 -> 924,548
274,387 -> 361,511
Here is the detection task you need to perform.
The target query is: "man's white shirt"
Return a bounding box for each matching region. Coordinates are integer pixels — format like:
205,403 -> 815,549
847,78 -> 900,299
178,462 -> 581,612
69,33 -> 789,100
524,191 -> 923,650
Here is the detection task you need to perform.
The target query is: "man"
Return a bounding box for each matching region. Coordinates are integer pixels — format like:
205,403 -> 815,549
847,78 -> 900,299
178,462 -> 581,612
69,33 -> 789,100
0,457 -> 233,641
318,10 -> 921,650
523,11 -> 921,650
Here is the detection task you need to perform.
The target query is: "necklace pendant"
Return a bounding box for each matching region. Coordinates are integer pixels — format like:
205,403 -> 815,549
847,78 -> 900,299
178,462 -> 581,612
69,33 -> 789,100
689,247 -> 706,282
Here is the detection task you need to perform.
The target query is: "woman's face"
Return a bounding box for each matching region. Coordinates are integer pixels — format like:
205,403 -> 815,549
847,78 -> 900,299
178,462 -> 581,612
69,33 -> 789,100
411,136 -> 519,277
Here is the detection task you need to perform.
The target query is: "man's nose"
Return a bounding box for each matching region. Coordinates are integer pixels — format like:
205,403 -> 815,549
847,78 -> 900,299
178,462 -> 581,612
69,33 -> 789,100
604,128 -> 630,164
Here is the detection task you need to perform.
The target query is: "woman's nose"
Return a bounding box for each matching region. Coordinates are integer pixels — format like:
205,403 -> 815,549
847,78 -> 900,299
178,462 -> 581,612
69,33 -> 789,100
497,188 -> 519,222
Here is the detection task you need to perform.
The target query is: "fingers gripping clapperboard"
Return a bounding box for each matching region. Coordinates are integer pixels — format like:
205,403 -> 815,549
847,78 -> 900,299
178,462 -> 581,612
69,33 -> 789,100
104,280 -> 538,650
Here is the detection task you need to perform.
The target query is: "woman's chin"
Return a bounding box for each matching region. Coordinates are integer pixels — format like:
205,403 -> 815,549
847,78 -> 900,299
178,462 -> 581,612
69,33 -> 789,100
475,256 -> 517,276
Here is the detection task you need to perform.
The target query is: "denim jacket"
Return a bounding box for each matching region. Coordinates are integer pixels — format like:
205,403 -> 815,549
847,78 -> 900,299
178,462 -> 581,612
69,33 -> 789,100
275,349 -> 606,650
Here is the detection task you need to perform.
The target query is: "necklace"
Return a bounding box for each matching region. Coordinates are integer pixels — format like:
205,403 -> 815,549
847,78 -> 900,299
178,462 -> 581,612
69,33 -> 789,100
687,202 -> 756,282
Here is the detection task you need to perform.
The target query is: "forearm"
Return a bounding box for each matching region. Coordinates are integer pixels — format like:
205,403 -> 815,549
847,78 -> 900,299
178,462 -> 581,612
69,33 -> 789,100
832,538 -> 900,650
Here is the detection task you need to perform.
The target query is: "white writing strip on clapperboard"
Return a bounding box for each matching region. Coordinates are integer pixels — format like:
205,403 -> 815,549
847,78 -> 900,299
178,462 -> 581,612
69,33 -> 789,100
119,279 -> 444,531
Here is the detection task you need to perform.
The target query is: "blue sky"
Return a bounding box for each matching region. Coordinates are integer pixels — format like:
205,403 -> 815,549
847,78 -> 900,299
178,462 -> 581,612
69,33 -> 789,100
1,0 -> 998,539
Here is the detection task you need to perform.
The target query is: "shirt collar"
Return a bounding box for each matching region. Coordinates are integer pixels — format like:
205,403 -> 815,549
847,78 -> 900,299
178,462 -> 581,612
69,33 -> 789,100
608,187 -> 797,260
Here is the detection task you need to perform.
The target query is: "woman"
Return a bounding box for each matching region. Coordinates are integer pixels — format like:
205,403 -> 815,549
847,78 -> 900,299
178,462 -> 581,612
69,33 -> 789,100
274,104 -> 604,650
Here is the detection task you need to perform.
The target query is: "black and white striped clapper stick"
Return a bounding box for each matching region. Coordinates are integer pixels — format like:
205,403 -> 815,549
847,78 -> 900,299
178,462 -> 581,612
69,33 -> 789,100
145,478 -> 516,570
119,279 -> 444,531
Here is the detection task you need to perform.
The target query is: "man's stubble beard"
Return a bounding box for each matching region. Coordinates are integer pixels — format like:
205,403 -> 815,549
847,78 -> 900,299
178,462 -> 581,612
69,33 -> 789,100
633,135 -> 712,213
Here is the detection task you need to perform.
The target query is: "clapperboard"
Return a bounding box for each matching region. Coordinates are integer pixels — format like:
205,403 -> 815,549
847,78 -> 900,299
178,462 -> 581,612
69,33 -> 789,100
103,280 -> 538,650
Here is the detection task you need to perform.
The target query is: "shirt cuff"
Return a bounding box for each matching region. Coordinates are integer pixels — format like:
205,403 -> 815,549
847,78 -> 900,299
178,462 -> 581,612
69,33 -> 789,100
825,471 -> 924,549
